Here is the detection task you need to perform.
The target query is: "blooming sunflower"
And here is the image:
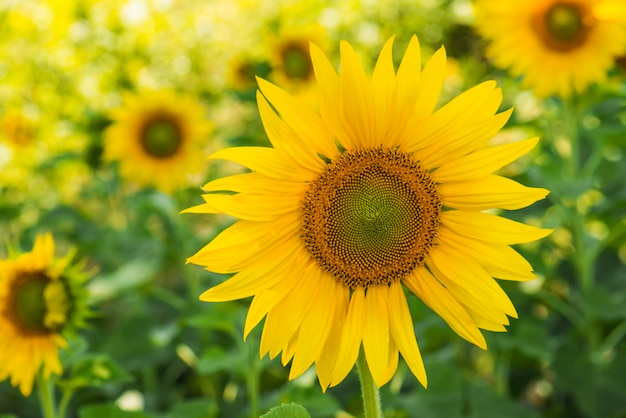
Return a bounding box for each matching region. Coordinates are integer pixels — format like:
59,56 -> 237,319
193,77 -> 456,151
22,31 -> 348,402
104,90 -> 212,192
1,109 -> 35,148
475,0 -> 626,97
0,233 -> 91,396
268,26 -> 326,90
186,36 -> 551,390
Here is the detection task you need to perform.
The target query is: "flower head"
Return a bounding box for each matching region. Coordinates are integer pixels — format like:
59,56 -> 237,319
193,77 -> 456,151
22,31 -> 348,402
186,35 -> 551,390
475,0 -> 626,97
104,90 -> 212,192
0,233 -> 91,396
268,25 -> 327,91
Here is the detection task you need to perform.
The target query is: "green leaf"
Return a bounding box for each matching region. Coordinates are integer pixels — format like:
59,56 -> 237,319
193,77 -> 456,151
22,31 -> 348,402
260,403 -> 311,418
552,339 -> 626,418
79,404 -> 159,418
0,415 -> 19,418
393,350 -> 464,418
496,320 -> 554,361
57,354 -> 133,391
583,287 -> 626,321
86,259 -> 160,303
195,346 -> 245,375
166,399 -> 216,418
467,381 -> 541,418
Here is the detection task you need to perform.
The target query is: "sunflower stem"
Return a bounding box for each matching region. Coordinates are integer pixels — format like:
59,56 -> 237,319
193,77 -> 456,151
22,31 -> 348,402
356,349 -> 383,418
562,97 -> 601,355
36,372 -> 57,418
57,388 -> 74,418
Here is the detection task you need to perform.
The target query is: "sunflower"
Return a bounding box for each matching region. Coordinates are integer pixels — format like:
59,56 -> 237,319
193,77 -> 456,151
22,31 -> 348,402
104,90 -> 212,192
0,233 -> 91,396
268,26 -> 327,91
1,109 -> 35,148
185,36 -> 551,390
475,0 -> 626,97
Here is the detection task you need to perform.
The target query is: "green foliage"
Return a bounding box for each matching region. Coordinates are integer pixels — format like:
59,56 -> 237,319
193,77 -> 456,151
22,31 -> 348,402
260,403 -> 311,418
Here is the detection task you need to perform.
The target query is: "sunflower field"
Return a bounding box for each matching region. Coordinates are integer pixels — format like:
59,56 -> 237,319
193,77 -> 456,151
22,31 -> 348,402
1,1 -> 626,418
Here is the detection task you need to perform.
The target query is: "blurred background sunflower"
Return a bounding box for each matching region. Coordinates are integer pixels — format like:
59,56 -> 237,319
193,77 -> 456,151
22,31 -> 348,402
104,90 -> 213,192
474,0 -> 626,97
0,233 -> 91,396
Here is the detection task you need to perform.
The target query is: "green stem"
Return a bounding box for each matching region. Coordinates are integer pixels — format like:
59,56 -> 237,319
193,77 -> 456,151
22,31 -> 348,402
598,319 -> 626,356
57,389 -> 74,418
246,355 -> 259,418
36,372 -> 57,418
561,98 -> 580,178
356,349 -> 383,418
561,97 -> 600,354
235,322 -> 259,418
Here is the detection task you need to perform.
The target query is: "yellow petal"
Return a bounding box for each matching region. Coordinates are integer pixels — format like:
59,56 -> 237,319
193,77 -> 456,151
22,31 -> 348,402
405,268 -> 486,349
426,259 -> 512,326
199,244 -> 297,302
388,282 -> 427,387
244,260 -> 304,339
261,263 -> 320,360
383,336 -> 399,386
441,210 -> 553,244
433,137 -> 540,182
289,271 -> 337,380
198,193 -> 299,222
421,107 -> 512,170
362,285 -> 390,387
316,279 -> 349,391
187,216 -> 300,273
209,146 -> 316,181
371,36 -> 398,147
281,333 -> 298,366
330,287 -> 366,386
340,40 -> 375,148
256,91 -> 326,171
396,35 -> 422,117
406,80 -> 505,160
410,46 -> 447,126
440,175 -> 550,210
310,43 -> 354,150
202,172 -> 307,195
256,79 -> 338,160
437,226 -> 535,281
428,246 -> 518,318
471,313 -> 508,332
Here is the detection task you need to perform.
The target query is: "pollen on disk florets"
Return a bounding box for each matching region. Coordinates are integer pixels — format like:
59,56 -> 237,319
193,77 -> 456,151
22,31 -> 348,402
300,147 -> 441,289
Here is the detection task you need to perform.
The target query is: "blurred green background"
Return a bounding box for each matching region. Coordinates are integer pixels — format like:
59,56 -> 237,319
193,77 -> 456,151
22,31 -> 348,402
1,0 -> 625,417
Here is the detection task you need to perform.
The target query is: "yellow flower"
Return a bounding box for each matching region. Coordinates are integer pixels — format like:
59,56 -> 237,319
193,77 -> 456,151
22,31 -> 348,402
268,26 -> 327,91
475,0 -> 626,97
185,36 -> 551,390
104,90 -> 212,192
0,233 -> 91,396
227,53 -> 269,92
1,110 -> 35,148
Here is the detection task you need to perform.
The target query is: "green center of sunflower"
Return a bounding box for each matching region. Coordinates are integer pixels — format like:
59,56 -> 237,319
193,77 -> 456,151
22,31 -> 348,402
7,272 -> 70,335
301,148 -> 441,289
535,2 -> 592,52
141,119 -> 181,158
281,42 -> 313,80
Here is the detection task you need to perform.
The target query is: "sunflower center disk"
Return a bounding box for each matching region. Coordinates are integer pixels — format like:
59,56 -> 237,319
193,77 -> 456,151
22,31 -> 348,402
7,273 -> 67,335
535,2 -> 591,51
301,148 -> 441,289
141,119 -> 181,158
281,43 -> 313,80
